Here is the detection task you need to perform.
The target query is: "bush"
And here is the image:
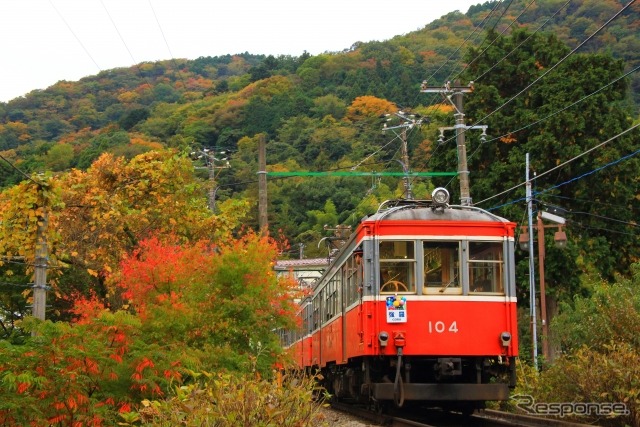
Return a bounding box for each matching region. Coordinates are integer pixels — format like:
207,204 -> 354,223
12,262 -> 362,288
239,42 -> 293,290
123,371 -> 329,427
536,343 -> 639,426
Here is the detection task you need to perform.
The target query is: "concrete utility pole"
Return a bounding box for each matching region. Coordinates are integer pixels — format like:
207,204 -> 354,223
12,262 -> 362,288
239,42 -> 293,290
190,148 -> 229,212
421,80 -> 486,206
257,134 -> 268,234
525,154 -> 538,370
32,209 -> 48,322
207,152 -> 229,212
381,110 -> 426,199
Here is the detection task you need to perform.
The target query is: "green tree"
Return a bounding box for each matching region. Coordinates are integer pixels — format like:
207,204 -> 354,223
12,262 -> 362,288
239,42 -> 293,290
44,143 -> 74,171
450,28 -> 638,296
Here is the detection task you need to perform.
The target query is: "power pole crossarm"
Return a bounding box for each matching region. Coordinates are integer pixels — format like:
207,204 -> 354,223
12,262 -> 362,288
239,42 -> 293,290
420,80 -> 485,207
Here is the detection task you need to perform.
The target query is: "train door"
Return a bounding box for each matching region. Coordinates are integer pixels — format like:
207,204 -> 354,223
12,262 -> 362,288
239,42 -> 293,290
341,263 -> 348,363
356,249 -> 365,347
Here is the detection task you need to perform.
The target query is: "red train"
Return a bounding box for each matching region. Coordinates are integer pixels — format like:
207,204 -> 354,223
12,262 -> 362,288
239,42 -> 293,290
282,188 -> 518,413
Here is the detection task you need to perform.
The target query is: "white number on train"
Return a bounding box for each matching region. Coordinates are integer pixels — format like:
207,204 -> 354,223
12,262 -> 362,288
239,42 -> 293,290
428,320 -> 458,333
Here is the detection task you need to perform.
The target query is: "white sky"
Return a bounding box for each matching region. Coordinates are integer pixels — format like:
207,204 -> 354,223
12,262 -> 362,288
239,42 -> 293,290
0,0 -> 479,103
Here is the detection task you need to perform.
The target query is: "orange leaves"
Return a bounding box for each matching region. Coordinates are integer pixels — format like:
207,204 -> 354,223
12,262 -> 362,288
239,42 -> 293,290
118,235 -> 207,315
70,292 -> 107,324
135,357 -> 155,373
16,382 -> 29,394
500,133 -> 518,144
346,96 -> 397,122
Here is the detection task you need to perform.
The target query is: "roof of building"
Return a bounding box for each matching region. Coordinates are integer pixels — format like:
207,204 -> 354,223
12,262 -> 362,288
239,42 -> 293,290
275,258 -> 329,270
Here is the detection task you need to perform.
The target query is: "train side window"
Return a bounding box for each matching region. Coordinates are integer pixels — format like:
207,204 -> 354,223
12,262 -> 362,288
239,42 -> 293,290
312,295 -> 320,330
379,241 -> 416,293
423,241 -> 461,294
344,251 -> 362,306
469,242 -> 504,294
325,274 -> 339,320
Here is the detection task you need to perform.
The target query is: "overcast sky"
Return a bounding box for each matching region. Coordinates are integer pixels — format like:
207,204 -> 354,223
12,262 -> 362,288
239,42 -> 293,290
0,0 -> 479,103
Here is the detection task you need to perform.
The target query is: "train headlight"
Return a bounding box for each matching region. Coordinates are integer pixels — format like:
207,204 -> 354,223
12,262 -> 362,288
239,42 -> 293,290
431,187 -> 450,205
500,331 -> 512,347
378,331 -> 389,347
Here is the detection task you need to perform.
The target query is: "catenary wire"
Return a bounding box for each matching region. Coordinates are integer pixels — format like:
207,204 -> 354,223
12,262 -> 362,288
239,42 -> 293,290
100,0 -> 138,65
476,123 -> 640,206
473,0 -> 572,82
438,0 -> 637,148
451,0 -> 526,82
488,142 -> 639,213
469,64 -> 639,154
49,0 -> 102,71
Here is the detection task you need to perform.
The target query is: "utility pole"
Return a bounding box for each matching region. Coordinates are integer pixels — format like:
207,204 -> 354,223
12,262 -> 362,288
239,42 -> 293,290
32,209 -> 48,322
382,110 -> 427,199
421,80 -> 486,206
257,134 -> 268,234
525,154 -> 538,370
190,148 -> 229,212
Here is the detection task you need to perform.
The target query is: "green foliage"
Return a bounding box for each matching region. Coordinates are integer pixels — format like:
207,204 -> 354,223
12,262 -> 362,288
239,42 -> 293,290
551,263 -> 640,354
43,142 -> 74,171
534,343 -> 639,426
127,371 -> 328,427
511,264 -> 640,426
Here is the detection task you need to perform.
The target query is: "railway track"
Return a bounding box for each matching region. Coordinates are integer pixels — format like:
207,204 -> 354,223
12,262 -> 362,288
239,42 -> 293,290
330,402 -> 595,427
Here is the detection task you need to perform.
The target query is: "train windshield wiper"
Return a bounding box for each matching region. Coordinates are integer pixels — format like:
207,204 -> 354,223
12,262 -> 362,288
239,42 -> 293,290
439,275 -> 458,293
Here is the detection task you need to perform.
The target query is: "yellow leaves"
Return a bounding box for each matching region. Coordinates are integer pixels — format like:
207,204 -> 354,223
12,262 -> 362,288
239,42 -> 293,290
117,91 -> 139,104
87,269 -> 99,277
431,103 -> 455,114
0,177 -> 62,275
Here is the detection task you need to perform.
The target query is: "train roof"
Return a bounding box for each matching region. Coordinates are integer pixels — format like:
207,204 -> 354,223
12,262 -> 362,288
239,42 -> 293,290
363,199 -> 511,224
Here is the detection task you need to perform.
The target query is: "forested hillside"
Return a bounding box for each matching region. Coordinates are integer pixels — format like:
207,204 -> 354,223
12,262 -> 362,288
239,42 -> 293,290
1,0 -> 639,423
1,0 -> 638,286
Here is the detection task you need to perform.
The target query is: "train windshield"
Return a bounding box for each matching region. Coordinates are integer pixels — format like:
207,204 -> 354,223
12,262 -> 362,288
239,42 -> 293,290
469,242 -> 504,293
379,241 -> 416,293
423,241 -> 461,294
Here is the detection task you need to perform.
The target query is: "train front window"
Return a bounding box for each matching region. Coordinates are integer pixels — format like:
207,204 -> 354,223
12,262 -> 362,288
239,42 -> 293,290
423,241 -> 461,294
379,241 -> 415,293
469,242 -> 504,294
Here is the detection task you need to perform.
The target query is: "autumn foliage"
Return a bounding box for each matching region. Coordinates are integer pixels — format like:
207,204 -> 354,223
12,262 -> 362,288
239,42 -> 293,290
0,220 -> 298,425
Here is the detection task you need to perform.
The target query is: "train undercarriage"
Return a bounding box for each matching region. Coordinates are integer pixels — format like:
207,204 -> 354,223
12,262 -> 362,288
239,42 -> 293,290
322,355 -> 516,413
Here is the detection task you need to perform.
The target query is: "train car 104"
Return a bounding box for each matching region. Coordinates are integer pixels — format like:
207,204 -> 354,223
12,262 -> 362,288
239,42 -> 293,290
281,188 -> 518,413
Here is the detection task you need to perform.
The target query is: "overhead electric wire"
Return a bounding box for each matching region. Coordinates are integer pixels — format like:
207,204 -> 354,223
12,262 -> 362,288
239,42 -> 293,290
469,64 -> 640,155
570,221 -> 638,237
476,123 -> 640,206
420,0 -> 504,124
49,0 -> 102,71
420,0 -> 570,175
100,0 -> 138,65
453,0 -> 535,82
0,154 -> 40,185
473,0 -> 572,82
422,0 -> 503,87
536,148 -> 640,197
351,132 -> 404,171
565,211 -> 639,228
438,0 -> 637,148
541,194 -> 640,213
148,0 -> 174,59
0,281 -> 34,289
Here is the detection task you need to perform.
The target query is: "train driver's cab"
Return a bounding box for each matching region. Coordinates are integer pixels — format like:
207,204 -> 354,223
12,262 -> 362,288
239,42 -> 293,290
379,241 -> 415,293
423,241 -> 461,294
